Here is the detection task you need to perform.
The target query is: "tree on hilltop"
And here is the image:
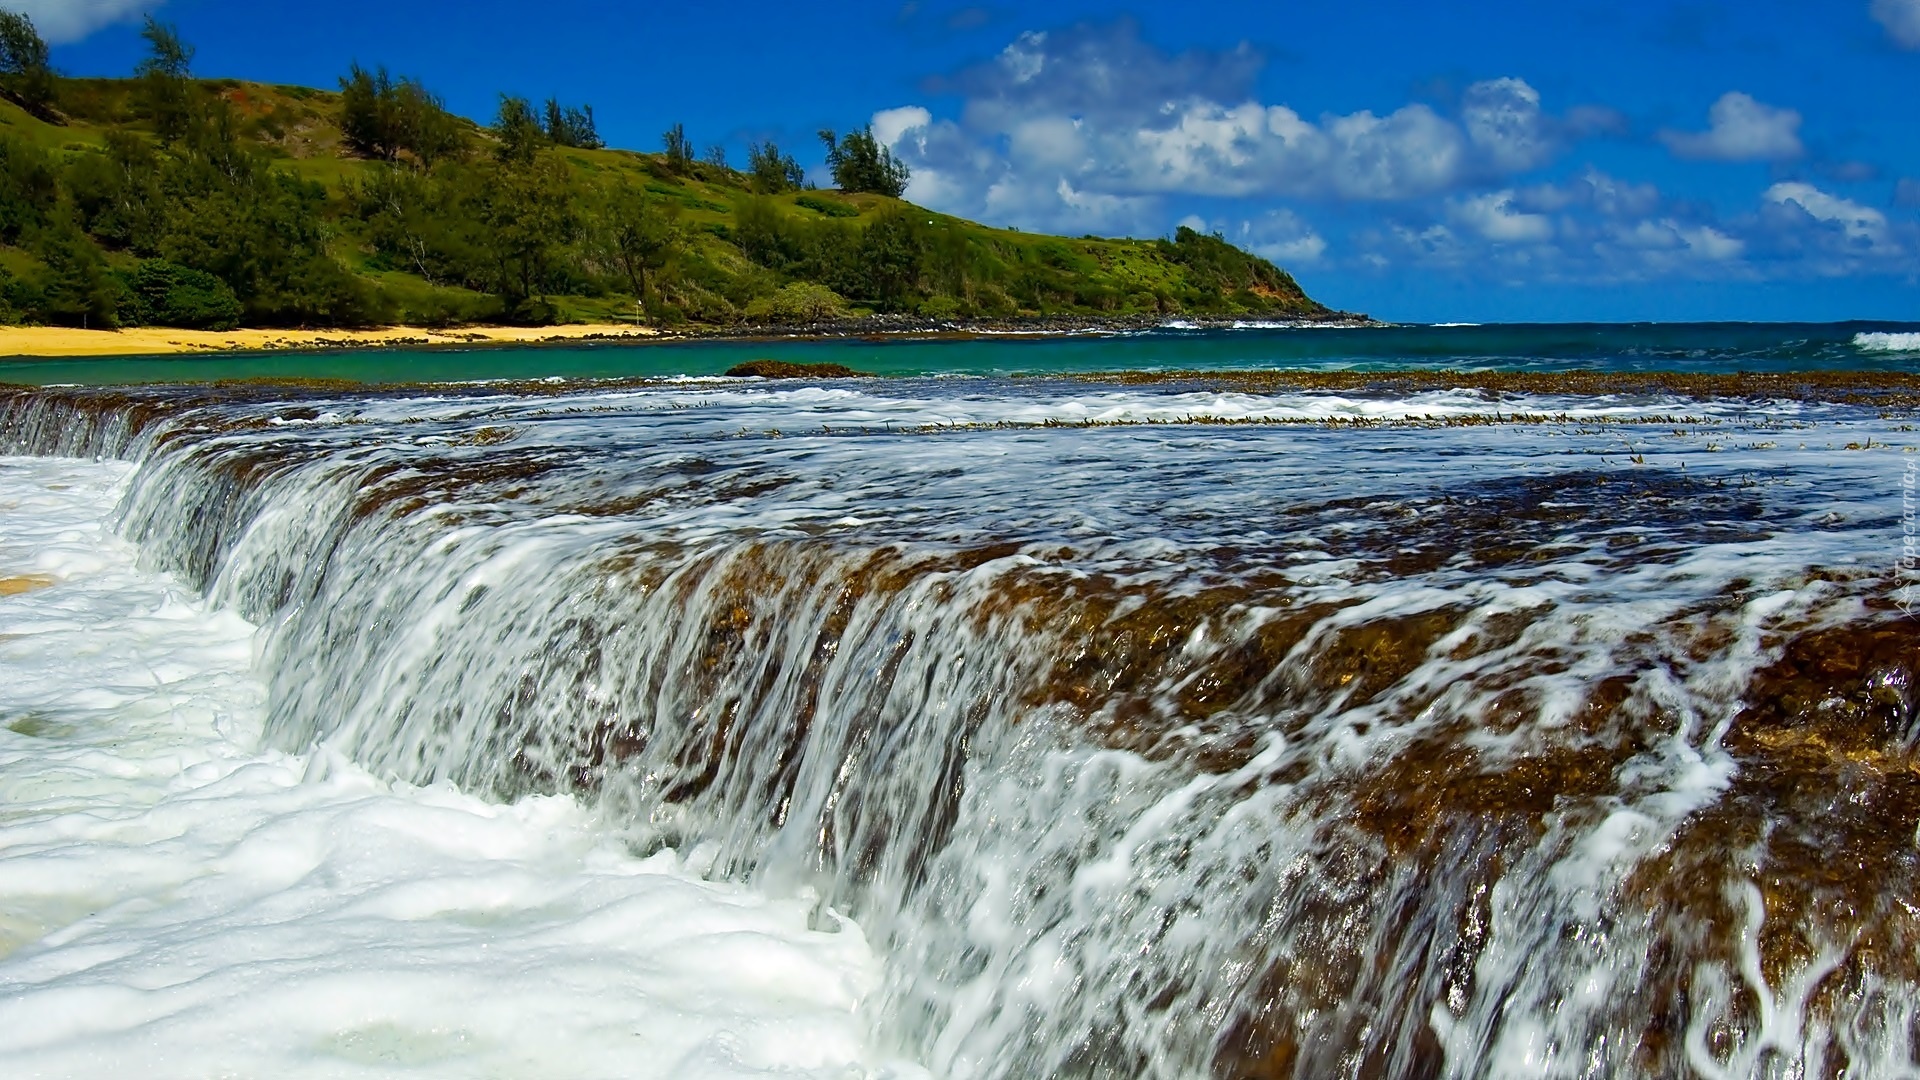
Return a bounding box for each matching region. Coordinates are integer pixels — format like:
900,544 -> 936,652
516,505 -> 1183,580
339,64 -> 466,166
660,122 -> 693,174
0,9 -> 56,117
746,140 -> 804,193
817,126 -> 908,197
136,16 -> 195,143
542,98 -> 601,150
491,95 -> 546,164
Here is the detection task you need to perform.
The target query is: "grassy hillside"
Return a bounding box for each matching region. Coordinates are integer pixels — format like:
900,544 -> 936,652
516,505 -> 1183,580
0,61 -> 1333,332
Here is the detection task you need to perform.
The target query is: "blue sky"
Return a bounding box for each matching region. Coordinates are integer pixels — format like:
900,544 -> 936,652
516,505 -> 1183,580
16,0 -> 1920,322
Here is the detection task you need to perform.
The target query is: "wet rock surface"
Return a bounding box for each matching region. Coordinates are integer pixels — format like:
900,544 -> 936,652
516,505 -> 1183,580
2,378 -> 1917,1078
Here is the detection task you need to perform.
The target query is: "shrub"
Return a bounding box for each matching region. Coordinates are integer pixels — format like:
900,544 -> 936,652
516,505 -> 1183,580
817,127 -> 909,197
742,281 -> 847,323
918,294 -> 962,321
122,259 -> 243,329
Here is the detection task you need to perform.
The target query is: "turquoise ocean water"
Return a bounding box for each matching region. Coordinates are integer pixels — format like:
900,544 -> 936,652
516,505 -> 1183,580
4,320 -> 1919,384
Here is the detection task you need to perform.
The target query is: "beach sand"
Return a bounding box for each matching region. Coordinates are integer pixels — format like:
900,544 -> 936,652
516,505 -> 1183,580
0,323 -> 661,358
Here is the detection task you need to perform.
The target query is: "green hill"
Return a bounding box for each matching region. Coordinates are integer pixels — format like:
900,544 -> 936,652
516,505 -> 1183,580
0,19 -> 1334,333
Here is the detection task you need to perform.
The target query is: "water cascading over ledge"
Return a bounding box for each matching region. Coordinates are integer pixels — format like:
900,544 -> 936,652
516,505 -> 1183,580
2,380 -> 1916,1079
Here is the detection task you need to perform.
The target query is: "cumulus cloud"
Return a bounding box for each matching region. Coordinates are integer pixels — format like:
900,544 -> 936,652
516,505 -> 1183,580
1871,0 -> 1920,48
1764,182 -> 1896,250
5,0 -> 154,43
872,21 -> 1592,235
1611,219 -> 1745,263
1451,190 -> 1553,242
1358,168 -> 1920,284
864,19 -> 1916,286
1181,211 -> 1329,264
1359,168 -> 1765,282
870,106 -> 932,150
1659,92 -> 1804,162
1515,168 -> 1663,219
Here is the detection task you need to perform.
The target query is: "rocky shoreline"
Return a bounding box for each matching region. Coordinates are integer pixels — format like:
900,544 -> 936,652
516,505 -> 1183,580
674,310 -> 1379,341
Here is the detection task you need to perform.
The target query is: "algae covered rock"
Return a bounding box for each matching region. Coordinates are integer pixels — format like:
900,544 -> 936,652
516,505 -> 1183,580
724,359 -> 873,379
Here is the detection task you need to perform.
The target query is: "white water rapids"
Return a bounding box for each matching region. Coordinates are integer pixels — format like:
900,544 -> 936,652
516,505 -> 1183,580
0,376 -> 1916,1078
0,456 -> 914,1078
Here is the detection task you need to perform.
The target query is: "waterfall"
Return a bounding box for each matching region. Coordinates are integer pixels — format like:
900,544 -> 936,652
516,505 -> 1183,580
4,381 -> 1915,1078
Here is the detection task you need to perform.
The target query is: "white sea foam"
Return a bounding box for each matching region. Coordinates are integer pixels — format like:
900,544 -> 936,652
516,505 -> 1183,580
6,378 -> 1918,1076
281,381 -> 1776,439
1853,331 -> 1920,353
0,458 -> 914,1080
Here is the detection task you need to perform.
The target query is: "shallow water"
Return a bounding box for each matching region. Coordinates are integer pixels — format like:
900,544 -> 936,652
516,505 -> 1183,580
4,319 -> 1920,386
0,331 -> 1917,1078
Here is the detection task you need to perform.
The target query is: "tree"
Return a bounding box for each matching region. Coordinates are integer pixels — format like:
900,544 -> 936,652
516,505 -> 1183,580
746,140 -> 805,194
818,126 -> 909,198
854,209 -> 930,307
34,207 -> 120,328
340,64 -> 401,160
597,180 -> 681,312
136,16 -> 196,143
661,122 -> 693,174
0,9 -> 56,117
339,64 -> 467,166
731,195 -> 792,269
542,98 -> 601,150
0,133 -> 56,243
62,131 -> 167,252
466,155 -> 578,317
491,95 -> 546,164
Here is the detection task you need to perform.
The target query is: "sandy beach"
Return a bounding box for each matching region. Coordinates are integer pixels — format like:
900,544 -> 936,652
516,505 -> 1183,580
0,324 -> 662,359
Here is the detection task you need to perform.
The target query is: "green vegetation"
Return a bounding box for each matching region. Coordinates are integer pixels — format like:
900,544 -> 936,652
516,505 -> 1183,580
338,63 -> 465,165
0,9 -> 54,117
0,12 -> 1329,332
818,126 -> 909,198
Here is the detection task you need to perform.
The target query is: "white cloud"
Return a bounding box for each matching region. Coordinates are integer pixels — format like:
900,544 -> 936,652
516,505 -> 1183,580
1185,210 -> 1329,264
1764,181 -> 1894,248
1613,219 -> 1744,261
1659,92 -> 1804,162
1245,210 -> 1329,263
1359,170 -> 1920,283
874,22 -> 1592,236
5,0 -> 154,43
1123,96 -> 1488,200
870,106 -> 932,149
1871,0 -> 1920,49
971,171 -> 1159,236
867,20 -> 1919,285
1679,224 -> 1746,261
1451,190 -> 1553,242
1358,171 -> 1772,282
1462,78 -> 1555,172
1519,169 -> 1662,219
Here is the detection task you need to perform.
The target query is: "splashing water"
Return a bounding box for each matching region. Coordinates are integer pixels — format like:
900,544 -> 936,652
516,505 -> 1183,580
1,368 -> 1916,1078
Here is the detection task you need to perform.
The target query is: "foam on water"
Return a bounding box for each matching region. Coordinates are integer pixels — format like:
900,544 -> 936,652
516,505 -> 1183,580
1,375 -> 1917,1077
1856,331 -> 1920,353
0,457 -> 912,1079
